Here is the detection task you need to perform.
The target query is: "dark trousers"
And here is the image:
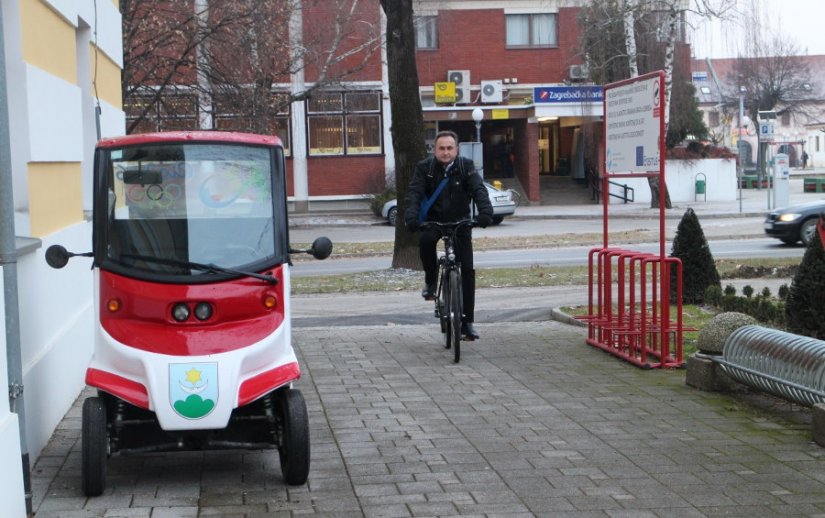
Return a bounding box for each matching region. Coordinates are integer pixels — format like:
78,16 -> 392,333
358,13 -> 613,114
419,226 -> 476,323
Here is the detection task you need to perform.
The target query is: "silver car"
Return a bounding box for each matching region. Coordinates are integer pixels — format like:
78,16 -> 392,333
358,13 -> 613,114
381,182 -> 519,226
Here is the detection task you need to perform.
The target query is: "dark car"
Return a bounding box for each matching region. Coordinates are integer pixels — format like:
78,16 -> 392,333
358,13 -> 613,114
764,200 -> 825,245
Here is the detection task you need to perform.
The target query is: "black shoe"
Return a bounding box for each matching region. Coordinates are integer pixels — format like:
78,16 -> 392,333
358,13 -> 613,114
421,283 -> 436,300
461,322 -> 479,340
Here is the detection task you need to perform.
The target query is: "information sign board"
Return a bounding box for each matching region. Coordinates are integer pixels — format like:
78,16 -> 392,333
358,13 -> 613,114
604,74 -> 663,174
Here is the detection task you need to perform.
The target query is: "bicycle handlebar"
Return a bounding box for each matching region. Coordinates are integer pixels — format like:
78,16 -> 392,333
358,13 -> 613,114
420,219 -> 477,233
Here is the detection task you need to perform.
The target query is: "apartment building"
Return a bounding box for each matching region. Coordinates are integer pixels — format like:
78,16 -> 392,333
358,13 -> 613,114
1,0 -> 124,513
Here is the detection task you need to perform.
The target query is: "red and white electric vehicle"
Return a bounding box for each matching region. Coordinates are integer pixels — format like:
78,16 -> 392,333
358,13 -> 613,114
46,131 -> 331,496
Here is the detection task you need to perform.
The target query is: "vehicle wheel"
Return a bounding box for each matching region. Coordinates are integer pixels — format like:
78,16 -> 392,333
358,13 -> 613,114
82,397 -> 108,496
801,218 -> 818,246
387,206 -> 397,226
449,269 -> 462,363
277,388 -> 310,485
491,216 -> 503,225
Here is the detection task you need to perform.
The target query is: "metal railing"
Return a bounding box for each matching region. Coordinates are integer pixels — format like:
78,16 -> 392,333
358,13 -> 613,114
592,179 -> 635,204
715,325 -> 825,407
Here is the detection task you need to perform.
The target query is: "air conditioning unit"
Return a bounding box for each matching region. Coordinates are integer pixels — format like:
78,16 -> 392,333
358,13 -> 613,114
569,64 -> 589,81
447,69 -> 470,104
480,80 -> 503,103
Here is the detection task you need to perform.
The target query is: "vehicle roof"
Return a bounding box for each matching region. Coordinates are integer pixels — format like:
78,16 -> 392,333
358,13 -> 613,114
96,131 -> 283,149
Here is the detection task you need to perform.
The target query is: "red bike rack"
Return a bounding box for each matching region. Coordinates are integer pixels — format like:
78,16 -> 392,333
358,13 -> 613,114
579,71 -> 688,368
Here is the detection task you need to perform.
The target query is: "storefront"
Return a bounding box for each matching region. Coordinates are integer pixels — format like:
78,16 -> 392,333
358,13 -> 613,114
421,84 -> 604,202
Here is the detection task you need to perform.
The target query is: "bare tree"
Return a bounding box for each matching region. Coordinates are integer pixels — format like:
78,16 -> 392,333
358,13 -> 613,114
579,0 -> 733,208
380,0 -> 427,270
728,0 -> 818,177
122,0 -> 383,134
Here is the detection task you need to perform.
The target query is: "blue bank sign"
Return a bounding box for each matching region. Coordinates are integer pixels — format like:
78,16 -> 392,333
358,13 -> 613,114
534,86 -> 603,104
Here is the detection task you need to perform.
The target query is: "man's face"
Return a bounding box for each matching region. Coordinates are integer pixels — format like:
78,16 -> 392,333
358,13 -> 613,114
434,135 -> 458,165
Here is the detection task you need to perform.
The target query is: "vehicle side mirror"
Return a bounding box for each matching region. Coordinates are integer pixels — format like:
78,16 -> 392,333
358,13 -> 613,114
45,244 -> 93,269
45,245 -> 70,269
309,237 -> 333,260
289,236 -> 333,260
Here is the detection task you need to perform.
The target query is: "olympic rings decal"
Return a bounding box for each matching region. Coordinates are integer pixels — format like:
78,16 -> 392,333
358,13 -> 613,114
125,182 -> 185,209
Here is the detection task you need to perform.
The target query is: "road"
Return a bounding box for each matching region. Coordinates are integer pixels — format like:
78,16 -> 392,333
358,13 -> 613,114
290,237 -> 805,276
289,214 -> 771,245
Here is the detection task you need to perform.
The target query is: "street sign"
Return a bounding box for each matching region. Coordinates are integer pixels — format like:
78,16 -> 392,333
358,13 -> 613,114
434,82 -> 456,104
759,120 -> 774,142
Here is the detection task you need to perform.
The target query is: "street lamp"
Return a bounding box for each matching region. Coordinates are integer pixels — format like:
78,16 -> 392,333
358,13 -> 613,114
738,87 -> 748,213
472,108 -> 484,143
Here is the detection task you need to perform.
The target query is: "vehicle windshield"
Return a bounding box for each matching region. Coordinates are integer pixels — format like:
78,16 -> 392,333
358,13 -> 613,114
99,142 -> 287,280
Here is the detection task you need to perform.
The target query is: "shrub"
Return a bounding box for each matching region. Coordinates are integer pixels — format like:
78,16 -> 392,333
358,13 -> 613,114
786,216 -> 825,339
742,285 -> 754,298
696,312 -> 757,354
704,285 -> 722,306
670,208 -> 720,304
368,186 -> 396,217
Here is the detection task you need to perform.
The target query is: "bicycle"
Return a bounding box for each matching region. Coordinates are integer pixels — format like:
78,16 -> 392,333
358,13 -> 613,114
422,219 -> 476,363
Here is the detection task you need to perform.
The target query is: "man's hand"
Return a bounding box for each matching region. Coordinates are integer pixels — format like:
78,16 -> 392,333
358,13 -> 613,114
476,214 -> 492,228
405,219 -> 420,232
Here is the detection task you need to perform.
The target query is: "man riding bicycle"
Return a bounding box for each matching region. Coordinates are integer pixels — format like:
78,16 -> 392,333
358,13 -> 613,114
404,130 -> 494,340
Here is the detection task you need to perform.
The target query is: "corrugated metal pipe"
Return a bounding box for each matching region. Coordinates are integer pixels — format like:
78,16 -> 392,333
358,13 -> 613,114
716,325 -> 825,407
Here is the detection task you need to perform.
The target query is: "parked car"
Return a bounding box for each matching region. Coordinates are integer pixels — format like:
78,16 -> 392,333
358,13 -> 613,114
764,200 -> 825,245
381,182 -> 519,226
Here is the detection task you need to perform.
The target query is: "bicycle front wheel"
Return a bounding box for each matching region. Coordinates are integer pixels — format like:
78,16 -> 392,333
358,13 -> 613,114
437,269 -> 448,337
449,269 -> 462,362
443,269 -> 452,349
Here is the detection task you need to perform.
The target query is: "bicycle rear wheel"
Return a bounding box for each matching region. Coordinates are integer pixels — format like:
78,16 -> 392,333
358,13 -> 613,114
449,269 -> 462,362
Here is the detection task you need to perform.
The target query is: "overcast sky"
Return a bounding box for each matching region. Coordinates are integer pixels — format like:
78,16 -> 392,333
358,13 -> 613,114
689,0 -> 825,59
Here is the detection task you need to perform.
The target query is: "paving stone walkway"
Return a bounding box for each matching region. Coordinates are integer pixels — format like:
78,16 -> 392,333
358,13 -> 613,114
31,320 -> 825,517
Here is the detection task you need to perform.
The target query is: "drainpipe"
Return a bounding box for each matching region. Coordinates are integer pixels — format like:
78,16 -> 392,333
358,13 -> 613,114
0,3 -> 32,515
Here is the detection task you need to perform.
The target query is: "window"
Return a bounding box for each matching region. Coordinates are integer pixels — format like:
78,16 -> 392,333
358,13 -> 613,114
125,93 -> 199,134
307,91 -> 382,156
781,112 -> 791,127
700,86 -> 711,95
506,13 -> 557,48
213,92 -> 291,155
708,111 -> 720,127
414,15 -> 438,49
816,136 -> 820,152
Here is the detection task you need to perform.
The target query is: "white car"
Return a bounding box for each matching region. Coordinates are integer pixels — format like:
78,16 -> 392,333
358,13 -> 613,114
381,182 -> 519,226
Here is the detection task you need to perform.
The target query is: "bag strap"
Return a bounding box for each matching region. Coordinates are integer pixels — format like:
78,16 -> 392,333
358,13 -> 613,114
418,176 -> 450,224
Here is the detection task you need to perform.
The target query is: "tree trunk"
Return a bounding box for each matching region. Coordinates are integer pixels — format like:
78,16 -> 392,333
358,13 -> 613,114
380,0 -> 428,270
647,176 -> 672,209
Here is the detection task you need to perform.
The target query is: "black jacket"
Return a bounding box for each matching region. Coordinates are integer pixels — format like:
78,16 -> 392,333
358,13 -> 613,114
403,156 -> 493,226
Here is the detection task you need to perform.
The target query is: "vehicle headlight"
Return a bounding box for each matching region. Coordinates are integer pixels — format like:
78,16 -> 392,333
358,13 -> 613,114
194,302 -> 213,321
777,213 -> 802,222
172,303 -> 190,322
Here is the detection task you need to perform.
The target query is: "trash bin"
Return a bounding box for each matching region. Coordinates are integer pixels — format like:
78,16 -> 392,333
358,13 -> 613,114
695,179 -> 706,194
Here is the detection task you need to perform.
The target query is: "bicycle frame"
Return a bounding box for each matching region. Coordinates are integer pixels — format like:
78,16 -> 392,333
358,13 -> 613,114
424,220 -> 474,362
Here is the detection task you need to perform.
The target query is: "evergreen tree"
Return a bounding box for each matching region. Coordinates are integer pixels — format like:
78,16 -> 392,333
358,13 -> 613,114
669,208 -> 720,304
786,216 -> 825,339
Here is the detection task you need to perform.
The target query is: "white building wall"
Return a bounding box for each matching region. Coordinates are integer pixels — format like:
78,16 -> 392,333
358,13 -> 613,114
1,2 -> 123,508
609,158 -> 738,204
19,223 -> 94,458
0,272 -> 27,517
